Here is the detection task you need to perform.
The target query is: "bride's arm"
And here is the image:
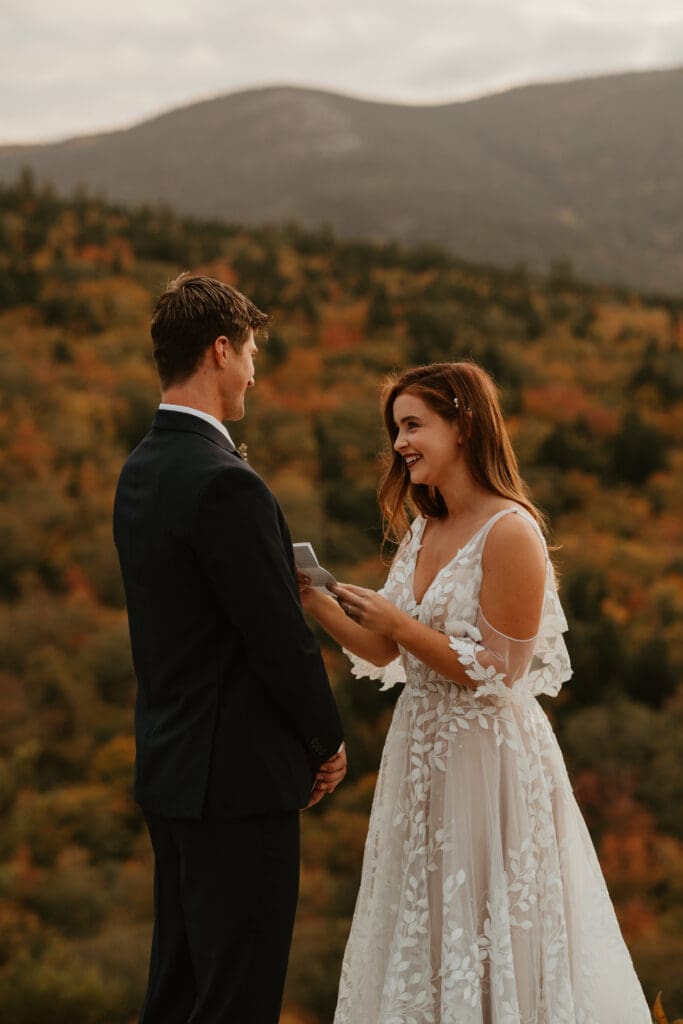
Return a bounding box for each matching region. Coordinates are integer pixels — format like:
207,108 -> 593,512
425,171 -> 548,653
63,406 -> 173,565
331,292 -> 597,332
300,583 -> 399,667
332,583 -> 478,686
333,515 -> 546,687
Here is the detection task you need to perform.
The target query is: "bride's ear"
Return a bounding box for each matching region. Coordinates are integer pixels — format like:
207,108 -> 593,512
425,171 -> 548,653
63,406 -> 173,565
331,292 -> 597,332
460,410 -> 473,442
455,416 -> 471,446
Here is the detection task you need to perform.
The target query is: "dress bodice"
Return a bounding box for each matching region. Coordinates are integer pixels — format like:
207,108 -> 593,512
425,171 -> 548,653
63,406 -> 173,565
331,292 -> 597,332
346,507 -> 572,704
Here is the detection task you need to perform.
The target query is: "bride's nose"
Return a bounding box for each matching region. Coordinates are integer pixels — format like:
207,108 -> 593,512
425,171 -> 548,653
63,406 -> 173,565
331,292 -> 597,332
394,434 -> 406,452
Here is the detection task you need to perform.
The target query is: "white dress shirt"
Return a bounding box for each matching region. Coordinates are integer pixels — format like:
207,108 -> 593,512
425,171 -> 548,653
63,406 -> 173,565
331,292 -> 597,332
158,403 -> 235,448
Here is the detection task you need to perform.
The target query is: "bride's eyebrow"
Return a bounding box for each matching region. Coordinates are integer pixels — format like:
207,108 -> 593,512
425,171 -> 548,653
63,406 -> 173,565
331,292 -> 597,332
395,415 -> 423,426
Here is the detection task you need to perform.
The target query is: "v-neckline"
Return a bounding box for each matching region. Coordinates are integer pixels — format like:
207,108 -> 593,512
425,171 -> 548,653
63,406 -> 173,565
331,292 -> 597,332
410,507 -> 518,607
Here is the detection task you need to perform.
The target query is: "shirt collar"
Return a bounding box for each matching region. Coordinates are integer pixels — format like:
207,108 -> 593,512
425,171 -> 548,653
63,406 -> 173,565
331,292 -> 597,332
158,404 -> 235,447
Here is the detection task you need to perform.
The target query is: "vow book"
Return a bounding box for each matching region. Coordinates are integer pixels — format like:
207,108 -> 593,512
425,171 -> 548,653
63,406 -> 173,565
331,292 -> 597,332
293,543 -> 337,590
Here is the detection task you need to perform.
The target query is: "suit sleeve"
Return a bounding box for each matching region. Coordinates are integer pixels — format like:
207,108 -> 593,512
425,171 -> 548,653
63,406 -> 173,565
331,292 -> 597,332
195,465 -> 343,768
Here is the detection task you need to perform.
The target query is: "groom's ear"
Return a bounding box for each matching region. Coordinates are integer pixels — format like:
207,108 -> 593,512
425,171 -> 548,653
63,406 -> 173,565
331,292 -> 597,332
212,335 -> 232,367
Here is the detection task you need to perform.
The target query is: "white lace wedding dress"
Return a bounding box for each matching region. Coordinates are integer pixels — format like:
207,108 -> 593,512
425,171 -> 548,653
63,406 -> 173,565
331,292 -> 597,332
334,507 -> 651,1024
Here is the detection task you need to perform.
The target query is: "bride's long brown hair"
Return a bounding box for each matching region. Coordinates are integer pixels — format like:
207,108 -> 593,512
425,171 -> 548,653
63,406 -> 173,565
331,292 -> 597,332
379,361 -> 547,546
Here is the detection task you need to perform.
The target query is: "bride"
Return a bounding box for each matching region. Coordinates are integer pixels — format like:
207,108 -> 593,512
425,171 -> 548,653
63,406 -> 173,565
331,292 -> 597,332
302,362 -> 651,1023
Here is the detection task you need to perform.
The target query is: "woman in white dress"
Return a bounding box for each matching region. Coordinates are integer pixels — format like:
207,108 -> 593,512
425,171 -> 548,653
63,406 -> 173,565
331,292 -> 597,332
302,362 -> 651,1024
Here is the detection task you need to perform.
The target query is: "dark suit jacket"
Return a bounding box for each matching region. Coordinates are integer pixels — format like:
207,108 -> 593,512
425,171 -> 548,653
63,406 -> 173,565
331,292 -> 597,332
113,409 -> 343,818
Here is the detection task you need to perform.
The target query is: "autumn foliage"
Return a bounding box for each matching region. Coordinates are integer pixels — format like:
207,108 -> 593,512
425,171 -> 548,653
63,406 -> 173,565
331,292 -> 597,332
0,171 -> 681,1020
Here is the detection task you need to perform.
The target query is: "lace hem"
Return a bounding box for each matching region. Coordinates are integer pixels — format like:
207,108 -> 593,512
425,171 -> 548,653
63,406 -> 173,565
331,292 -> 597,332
448,635 -> 528,705
343,648 -> 407,691
448,617 -> 535,705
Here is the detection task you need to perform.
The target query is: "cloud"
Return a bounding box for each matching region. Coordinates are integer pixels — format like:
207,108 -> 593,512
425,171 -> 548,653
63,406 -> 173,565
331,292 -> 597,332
1,0 -> 681,142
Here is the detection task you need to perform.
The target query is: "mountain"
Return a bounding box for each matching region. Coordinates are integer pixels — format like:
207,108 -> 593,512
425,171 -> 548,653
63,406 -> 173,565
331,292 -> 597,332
1,67 -> 681,293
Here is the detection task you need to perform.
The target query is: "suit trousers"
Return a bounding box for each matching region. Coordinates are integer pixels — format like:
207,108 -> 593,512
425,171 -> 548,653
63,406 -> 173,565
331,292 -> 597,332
140,809 -> 300,1024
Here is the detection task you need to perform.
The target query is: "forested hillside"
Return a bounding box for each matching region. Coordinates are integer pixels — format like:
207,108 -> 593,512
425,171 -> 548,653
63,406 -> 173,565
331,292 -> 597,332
0,172 -> 682,1021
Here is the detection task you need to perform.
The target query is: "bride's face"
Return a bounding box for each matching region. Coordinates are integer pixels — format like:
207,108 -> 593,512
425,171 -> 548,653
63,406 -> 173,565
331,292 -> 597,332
392,392 -> 462,486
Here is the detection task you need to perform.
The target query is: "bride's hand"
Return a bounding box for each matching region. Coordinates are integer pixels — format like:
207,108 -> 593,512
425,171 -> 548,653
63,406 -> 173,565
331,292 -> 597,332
331,583 -> 404,639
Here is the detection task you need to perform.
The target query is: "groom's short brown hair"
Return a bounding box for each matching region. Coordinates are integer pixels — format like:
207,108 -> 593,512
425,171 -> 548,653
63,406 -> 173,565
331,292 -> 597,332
151,273 -> 269,388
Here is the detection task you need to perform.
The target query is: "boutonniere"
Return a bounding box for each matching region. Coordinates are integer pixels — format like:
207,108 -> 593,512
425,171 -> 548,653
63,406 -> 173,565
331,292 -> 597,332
237,442 -> 248,461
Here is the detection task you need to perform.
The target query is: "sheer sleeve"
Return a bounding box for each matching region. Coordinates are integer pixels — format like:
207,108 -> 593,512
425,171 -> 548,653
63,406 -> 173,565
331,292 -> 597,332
341,528 -> 416,692
526,571 -> 573,697
343,585 -> 407,692
448,609 -> 537,702
448,514 -> 573,702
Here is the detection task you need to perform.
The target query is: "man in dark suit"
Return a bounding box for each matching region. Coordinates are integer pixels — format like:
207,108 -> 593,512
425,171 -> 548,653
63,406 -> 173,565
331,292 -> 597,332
113,274 -> 345,1024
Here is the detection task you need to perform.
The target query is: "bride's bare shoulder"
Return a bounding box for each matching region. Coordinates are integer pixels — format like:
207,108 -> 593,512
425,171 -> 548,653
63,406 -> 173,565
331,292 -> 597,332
483,508 -> 546,572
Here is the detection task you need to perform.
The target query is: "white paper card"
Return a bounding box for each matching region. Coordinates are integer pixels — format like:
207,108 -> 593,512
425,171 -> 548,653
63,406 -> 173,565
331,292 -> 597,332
293,542 -> 337,589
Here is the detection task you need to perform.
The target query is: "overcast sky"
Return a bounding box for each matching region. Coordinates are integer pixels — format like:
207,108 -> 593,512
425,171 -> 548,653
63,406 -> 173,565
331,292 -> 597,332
3,0 -> 682,144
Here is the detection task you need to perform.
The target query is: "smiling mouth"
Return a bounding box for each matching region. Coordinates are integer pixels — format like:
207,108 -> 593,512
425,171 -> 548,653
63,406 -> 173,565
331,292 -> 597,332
405,454 -> 422,468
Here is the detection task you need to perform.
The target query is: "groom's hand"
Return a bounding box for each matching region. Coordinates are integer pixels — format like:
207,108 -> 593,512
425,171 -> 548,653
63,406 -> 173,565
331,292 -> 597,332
305,743 -> 347,808
305,781 -> 327,809
317,743 -> 347,792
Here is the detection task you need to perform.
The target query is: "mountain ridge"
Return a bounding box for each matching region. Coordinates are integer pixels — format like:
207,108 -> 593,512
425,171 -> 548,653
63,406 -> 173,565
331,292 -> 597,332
1,66 -> 681,292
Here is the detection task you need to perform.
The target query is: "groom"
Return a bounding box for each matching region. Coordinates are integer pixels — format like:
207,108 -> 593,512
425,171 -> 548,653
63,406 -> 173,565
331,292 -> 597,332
113,274 -> 345,1024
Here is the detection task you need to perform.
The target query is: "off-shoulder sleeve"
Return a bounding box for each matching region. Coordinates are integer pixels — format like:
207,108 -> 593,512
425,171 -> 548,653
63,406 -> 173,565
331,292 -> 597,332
341,527 -> 416,691
448,554 -> 572,702
525,570 -> 573,697
448,609 -> 537,702
344,648 -> 407,691
342,584 -> 407,691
